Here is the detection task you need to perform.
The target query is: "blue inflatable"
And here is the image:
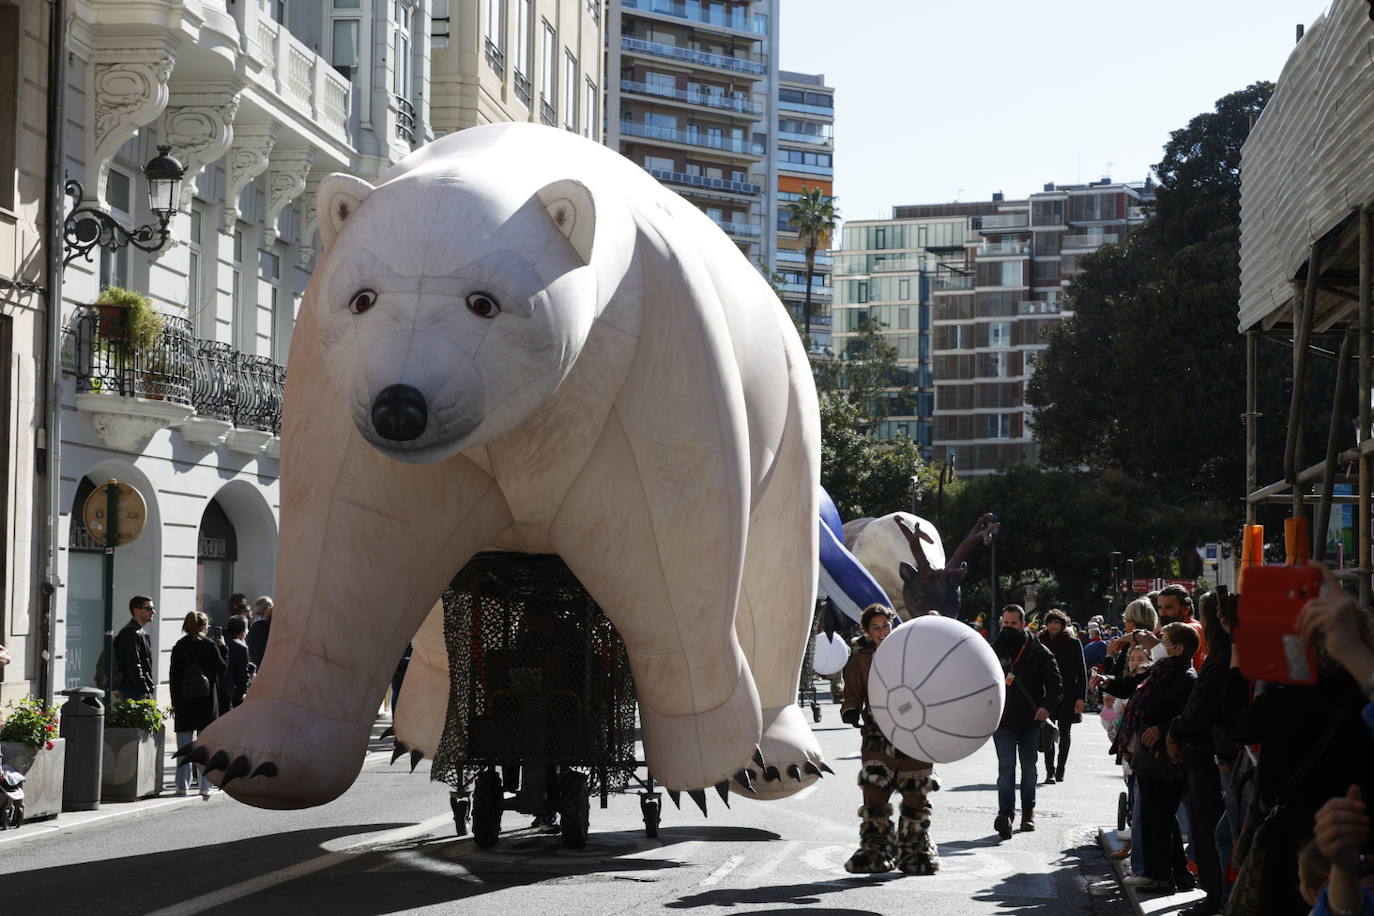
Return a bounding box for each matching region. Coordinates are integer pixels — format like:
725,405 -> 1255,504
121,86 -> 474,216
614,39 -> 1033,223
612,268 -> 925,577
818,487 -> 890,625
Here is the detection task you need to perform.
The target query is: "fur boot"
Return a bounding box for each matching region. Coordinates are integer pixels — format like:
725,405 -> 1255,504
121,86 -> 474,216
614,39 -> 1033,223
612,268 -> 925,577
896,800 -> 939,875
844,803 -> 895,874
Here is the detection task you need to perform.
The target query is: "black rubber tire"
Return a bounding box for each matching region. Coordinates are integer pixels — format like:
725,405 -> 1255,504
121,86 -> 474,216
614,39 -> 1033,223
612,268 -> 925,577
10,801 -> 22,830
641,797 -> 660,839
473,772 -> 503,847
1116,790 -> 1129,833
812,704 -> 822,723
559,770 -> 590,848
451,794 -> 471,837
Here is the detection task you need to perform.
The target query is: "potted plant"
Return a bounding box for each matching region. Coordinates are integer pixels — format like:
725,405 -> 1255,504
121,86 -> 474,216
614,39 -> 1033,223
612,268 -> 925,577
0,696 -> 66,821
92,286 -> 164,359
102,698 -> 168,801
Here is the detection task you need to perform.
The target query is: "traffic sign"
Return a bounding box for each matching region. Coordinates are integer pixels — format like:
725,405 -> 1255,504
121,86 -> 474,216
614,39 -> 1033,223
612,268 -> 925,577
82,479 -> 147,547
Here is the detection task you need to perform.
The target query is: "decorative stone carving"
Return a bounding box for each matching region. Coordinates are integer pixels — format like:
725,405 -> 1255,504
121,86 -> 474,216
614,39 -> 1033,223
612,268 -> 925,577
178,416 -> 233,448
160,86 -> 242,210
223,125 -> 277,230
90,47 -> 177,205
263,151 -> 314,245
226,427 -> 273,455
78,393 -> 194,451
298,174 -> 323,267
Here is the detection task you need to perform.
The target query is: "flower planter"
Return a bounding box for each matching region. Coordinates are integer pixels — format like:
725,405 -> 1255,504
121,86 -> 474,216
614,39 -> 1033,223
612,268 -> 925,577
101,728 -> 164,801
1,739 -> 67,821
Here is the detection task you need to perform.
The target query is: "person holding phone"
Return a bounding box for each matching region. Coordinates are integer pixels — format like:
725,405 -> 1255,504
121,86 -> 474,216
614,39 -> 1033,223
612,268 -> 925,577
169,611 -> 228,798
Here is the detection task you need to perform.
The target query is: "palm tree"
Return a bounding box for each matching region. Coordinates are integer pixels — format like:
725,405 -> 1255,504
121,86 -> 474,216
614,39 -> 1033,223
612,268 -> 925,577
786,186 -> 840,345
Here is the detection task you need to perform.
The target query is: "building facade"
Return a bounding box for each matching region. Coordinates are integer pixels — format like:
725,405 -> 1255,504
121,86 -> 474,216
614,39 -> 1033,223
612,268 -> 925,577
0,0 -> 603,707
832,179 -> 1151,475
774,70 -> 833,351
605,0 -> 779,270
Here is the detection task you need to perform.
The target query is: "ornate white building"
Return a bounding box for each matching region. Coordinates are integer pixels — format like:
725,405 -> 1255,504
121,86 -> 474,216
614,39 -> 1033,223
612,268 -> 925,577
0,0 -> 603,707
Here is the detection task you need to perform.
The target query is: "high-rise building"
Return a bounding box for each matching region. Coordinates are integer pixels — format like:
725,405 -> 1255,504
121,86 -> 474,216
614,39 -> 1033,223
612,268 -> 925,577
605,0 -> 780,269
831,179 -> 1152,475
774,70 -> 834,351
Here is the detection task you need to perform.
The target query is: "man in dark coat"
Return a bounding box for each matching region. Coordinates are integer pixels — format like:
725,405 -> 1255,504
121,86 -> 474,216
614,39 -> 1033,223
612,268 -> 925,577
991,604 -> 1063,838
246,596 -> 273,668
223,614 -> 255,707
113,595 -> 156,700
1040,609 -> 1086,783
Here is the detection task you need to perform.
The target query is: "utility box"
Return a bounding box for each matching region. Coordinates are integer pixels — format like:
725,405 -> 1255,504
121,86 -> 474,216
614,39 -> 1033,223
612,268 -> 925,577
59,688 -> 104,812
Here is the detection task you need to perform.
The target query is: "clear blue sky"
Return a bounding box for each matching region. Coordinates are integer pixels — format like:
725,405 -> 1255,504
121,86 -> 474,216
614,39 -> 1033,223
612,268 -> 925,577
779,0 -> 1330,223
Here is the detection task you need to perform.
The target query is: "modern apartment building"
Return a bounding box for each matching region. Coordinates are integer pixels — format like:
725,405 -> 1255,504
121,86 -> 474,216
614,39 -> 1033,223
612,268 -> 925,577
0,0 -> 603,706
605,0 -> 780,269
832,179 -> 1152,475
774,70 -> 834,351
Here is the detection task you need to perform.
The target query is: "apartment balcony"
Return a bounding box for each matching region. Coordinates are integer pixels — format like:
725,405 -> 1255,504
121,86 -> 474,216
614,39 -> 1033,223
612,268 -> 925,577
1128,206 -> 1146,220
540,95 -> 557,127
622,0 -> 768,35
979,214 -> 1030,230
781,282 -> 831,297
1061,233 -> 1118,250
395,96 -> 416,143
66,308 -> 284,454
620,35 -> 767,77
619,79 -> 761,115
776,249 -> 833,267
777,161 -> 834,177
250,15 -> 350,142
932,275 -> 975,291
484,37 -> 506,77
620,120 -> 765,156
777,129 -> 832,146
1018,300 -> 1062,315
867,257 -> 925,273
645,166 -> 762,196
977,240 -> 1030,257
515,71 -> 532,107
706,214 -> 762,238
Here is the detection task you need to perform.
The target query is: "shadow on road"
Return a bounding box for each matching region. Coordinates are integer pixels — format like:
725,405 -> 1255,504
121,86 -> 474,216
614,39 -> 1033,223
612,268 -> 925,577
666,875 -> 899,913
972,841 -> 1128,913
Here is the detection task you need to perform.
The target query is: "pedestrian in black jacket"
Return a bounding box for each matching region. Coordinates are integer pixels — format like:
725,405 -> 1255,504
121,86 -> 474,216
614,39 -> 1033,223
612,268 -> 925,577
246,596 -> 273,668
223,614 -> 255,707
169,611 -> 228,798
1039,609 -> 1086,783
1165,591 -> 1232,916
990,604 -> 1063,838
1108,622 -> 1198,896
113,595 -> 157,699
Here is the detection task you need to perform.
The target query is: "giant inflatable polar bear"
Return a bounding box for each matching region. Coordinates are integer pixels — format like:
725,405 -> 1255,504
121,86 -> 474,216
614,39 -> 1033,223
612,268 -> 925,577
188,123 -> 825,809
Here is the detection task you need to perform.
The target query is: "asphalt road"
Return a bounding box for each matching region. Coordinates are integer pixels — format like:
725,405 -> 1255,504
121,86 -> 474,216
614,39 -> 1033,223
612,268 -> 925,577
3,690 -> 1131,916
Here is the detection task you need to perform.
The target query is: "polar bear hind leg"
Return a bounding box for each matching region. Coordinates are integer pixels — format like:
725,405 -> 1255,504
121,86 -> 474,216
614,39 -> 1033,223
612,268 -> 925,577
391,601 -> 450,765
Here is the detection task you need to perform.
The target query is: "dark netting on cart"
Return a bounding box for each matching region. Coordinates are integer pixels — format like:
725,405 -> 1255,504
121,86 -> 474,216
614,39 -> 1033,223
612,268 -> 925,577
796,599 -> 821,709
431,553 -> 638,796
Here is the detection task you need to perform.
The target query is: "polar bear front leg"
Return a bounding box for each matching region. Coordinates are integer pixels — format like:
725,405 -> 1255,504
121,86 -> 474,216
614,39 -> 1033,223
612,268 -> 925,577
391,601 -> 450,760
552,413 -> 762,796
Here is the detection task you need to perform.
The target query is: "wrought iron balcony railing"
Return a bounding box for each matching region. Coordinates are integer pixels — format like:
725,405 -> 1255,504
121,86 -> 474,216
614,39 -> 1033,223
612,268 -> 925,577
396,96 -> 416,143
68,306 -> 194,404
233,353 -> 286,433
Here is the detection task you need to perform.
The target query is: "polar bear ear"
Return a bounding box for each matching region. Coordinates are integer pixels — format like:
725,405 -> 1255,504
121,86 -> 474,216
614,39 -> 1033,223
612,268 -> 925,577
536,179 -> 595,266
317,173 -> 376,252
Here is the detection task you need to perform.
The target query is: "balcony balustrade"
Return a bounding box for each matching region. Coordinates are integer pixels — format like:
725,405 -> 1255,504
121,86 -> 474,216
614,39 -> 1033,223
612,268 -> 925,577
620,35 -> 766,76
980,214 -> 1030,230
395,96 -> 416,143
485,37 -> 506,77
540,96 -> 557,127
645,166 -> 761,196
1061,233 -> 1118,249
706,214 -> 761,237
622,0 -> 768,34
252,16 -> 351,140
978,240 -> 1030,256
619,79 -> 761,115
1017,300 -> 1062,315
931,275 -> 975,291
620,119 -> 764,156
777,129 -> 832,146
515,71 -> 532,106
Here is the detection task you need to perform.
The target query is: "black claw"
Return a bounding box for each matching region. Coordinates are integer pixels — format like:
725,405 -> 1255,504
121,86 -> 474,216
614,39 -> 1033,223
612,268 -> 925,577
819,762 -> 835,775
188,746 -> 210,766
715,780 -> 731,808
204,750 -> 230,774
752,747 -> 765,768
220,755 -> 251,789
763,765 -> 780,782
391,741 -> 409,765
787,764 -> 802,781
380,726 -> 396,740
409,750 -> 424,772
250,762 -> 278,779
734,769 -> 757,794
667,788 -> 681,809
172,744 -> 194,760
689,788 -> 708,816
804,762 -> 822,778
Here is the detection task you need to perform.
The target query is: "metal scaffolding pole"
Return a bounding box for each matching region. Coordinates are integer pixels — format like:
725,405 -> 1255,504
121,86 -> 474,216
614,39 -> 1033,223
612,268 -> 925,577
1316,327 -> 1355,561
1246,329 -> 1258,528
1361,206 -> 1372,607
1288,240 -> 1321,520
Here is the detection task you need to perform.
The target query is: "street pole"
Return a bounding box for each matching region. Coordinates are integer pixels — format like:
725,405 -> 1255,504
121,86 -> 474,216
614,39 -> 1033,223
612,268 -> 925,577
989,537 -> 997,621
102,480 -> 119,707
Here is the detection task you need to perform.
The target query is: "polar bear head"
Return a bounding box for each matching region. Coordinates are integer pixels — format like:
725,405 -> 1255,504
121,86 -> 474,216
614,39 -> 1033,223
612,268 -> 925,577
311,165 -> 597,463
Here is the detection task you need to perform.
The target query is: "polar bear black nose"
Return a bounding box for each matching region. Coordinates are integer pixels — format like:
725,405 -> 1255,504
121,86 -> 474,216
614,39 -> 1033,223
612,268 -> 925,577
371,384 -> 428,441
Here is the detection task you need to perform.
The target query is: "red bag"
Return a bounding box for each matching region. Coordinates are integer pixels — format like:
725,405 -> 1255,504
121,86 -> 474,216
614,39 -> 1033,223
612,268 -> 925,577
1234,565 -> 1319,685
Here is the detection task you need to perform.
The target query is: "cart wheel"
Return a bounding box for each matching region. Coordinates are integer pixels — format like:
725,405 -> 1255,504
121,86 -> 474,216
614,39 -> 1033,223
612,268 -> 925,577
7,802 -> 22,830
450,793 -> 471,837
640,794 -> 661,838
1116,790 -> 1129,833
812,703 -> 822,723
559,770 -> 590,849
473,771 -> 503,847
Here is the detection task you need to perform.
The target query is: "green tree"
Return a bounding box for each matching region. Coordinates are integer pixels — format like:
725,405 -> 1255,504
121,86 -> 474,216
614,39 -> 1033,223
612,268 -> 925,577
1026,81 -> 1328,531
786,186 -> 839,345
813,315 -> 913,431
818,392 -> 938,520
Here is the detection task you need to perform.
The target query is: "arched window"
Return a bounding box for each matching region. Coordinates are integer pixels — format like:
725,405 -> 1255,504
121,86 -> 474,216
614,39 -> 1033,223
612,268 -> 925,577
197,498 -> 239,626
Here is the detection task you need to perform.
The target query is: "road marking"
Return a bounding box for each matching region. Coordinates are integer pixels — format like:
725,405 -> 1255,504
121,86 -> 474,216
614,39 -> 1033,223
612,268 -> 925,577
0,796 -> 198,847
143,813 -> 454,916
700,854 -> 744,885
746,839 -> 800,878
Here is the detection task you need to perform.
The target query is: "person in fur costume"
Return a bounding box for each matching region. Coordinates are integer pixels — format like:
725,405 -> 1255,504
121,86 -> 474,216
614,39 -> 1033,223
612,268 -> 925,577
839,603 -> 941,875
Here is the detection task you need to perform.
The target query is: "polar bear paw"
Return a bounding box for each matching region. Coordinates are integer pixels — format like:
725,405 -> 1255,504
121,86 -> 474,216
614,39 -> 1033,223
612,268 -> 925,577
731,704 -> 829,800
179,698 -> 371,810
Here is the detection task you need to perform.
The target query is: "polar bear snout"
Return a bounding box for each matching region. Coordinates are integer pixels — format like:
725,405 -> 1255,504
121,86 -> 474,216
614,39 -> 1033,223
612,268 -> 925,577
371,384 -> 429,442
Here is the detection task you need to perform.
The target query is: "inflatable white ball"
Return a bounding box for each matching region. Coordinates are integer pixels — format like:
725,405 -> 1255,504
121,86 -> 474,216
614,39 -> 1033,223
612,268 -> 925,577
868,615 -> 1004,764
812,632 -> 850,677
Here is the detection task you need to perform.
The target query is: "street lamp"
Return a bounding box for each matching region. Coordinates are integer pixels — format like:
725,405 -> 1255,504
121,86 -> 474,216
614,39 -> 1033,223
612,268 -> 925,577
936,455 -> 956,529
63,145 -> 186,269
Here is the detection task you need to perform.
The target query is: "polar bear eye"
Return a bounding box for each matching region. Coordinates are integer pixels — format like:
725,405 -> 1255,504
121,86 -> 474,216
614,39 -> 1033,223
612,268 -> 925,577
348,289 -> 378,314
466,291 -> 501,318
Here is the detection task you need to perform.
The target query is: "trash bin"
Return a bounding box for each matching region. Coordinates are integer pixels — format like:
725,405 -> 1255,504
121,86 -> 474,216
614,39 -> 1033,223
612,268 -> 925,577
59,688 -> 104,812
